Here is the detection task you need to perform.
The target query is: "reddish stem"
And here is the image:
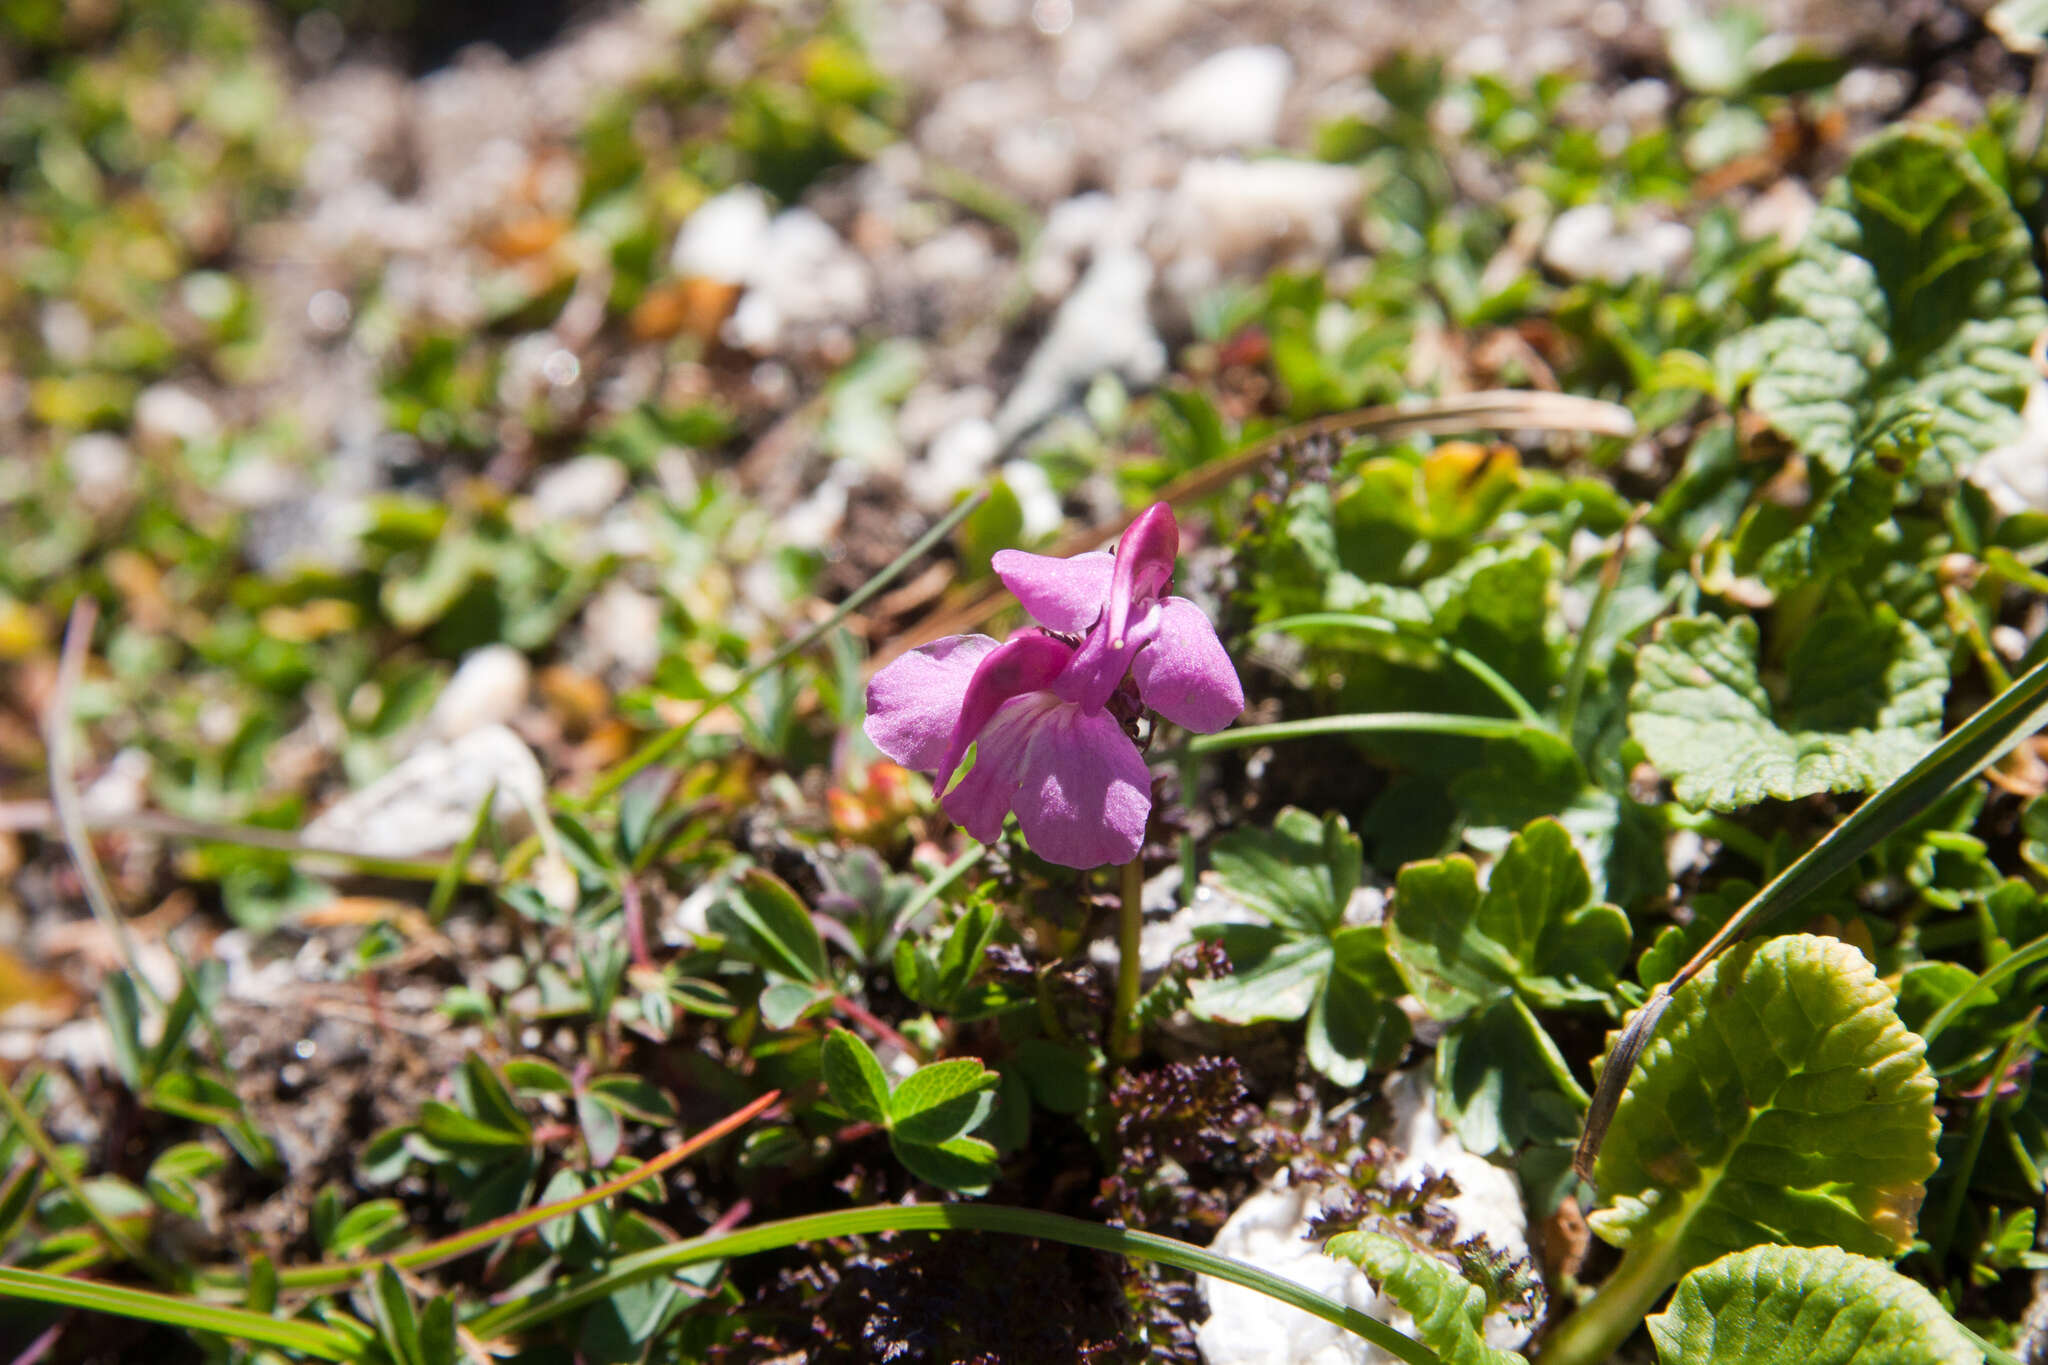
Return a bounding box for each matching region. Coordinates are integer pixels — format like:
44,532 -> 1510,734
834,995 -> 921,1061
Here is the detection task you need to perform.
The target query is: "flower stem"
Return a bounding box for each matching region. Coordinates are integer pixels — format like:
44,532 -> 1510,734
1108,856 -> 1145,1061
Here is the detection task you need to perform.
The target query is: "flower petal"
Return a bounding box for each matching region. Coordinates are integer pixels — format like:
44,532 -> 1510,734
1106,502 -> 1178,649
863,634 -> 1001,771
1131,596 -> 1244,733
991,549 -> 1114,633
935,630 -> 1074,789
944,694 -> 1152,868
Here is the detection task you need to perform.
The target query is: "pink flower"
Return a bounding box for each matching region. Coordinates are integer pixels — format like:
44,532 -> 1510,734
863,503 -> 1243,868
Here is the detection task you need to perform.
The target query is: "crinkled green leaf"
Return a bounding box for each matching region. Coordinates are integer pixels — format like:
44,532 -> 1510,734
1648,1245 -> 1978,1365
1591,935 -> 1939,1272
1629,612 -> 1947,810
1729,125 -> 2047,480
820,1029 -> 893,1128
1757,412 -> 1920,592
1321,1230 -> 1526,1365
1387,818 -> 1628,1016
1211,807 -> 1362,935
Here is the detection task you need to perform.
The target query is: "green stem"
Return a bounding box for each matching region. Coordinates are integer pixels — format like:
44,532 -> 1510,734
1532,1220 -> 1690,1365
1109,857 -> 1145,1061
1927,1008 -> 2040,1266
1187,712 -> 1539,755
0,1267 -> 362,1360
1178,750 -> 1200,910
467,1202 -> 1440,1365
1918,930 -> 2048,1049
590,490 -> 988,801
1556,534 -> 1627,738
1255,615 -> 1545,727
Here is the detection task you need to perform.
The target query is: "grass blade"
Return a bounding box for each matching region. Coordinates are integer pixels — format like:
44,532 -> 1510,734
0,1267 -> 359,1359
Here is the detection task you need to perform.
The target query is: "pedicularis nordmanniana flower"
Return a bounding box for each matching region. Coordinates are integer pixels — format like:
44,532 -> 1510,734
864,503 -> 1243,868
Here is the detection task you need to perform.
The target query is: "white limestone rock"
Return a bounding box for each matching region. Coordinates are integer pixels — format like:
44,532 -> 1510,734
1196,1070 -> 1532,1365
1973,380 -> 2048,516
303,724 -> 547,858
1156,46 -> 1293,150
1541,203 -> 1692,285
994,246 -> 1165,444
425,645 -> 532,741
669,184 -> 773,284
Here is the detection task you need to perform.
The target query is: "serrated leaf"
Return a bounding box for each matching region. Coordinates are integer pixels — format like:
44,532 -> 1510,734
1590,935 -> 1938,1276
1211,807 -> 1361,935
1648,1244 -> 1979,1365
889,1058 -> 999,1144
821,1029 -> 893,1128
709,869 -> 832,986
1322,1230 -> 1526,1365
892,1133 -> 1000,1195
1731,125 -> 2048,480
1629,612 -> 1947,810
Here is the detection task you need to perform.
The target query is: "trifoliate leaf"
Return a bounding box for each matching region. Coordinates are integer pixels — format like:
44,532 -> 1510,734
1628,611 -> 1947,810
1321,1230 -> 1527,1365
710,869 -> 832,986
1730,125 -> 2047,480
1387,818 -> 1630,1016
1305,929 -> 1412,1088
1590,935 -> 1938,1275
1648,1244 -> 1979,1365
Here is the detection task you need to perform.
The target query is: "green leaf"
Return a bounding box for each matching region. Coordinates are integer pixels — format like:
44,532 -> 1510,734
1629,612 -> 1947,810
1321,1230 -> 1526,1365
821,1030 -> 893,1128
891,1133 -> 1001,1195
1188,928 -> 1332,1024
417,1102 -> 531,1153
577,1092 -> 623,1167
710,869 -> 832,986
889,1058 -> 999,1146
758,977 -> 831,1029
144,1142 -> 223,1221
368,1264 -> 424,1365
1436,996 -> 1588,1155
1730,125 -> 2048,480
585,1075 -> 677,1124
1306,929 -> 1411,1088
1387,819 -> 1628,1017
503,1058 -> 573,1094
1211,807 -> 1362,935
1757,412 -> 1919,592
1590,935 -> 1939,1274
1648,1244 -> 1979,1365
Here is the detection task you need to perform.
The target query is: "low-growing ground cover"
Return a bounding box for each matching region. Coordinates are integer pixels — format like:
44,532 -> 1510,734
2,1 -> 2048,1361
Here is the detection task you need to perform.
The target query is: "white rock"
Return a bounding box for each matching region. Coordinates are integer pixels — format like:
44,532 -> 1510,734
65,433 -> 136,516
1973,380 -> 2048,516
1541,203 -> 1692,285
670,185 -> 773,283
530,453 -> 628,523
721,208 -> 874,354
1087,874 -> 1262,977
909,415 -> 1001,509
303,724 -> 547,857
133,383 -> 219,451
994,246 -> 1165,444
1156,46 -> 1293,150
1001,459 -> 1065,539
80,747 -> 152,821
1197,1070 -> 1531,1365
426,645 -> 531,741
1157,158 -> 1364,299
583,581 -> 663,682
1738,178 -> 1816,251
